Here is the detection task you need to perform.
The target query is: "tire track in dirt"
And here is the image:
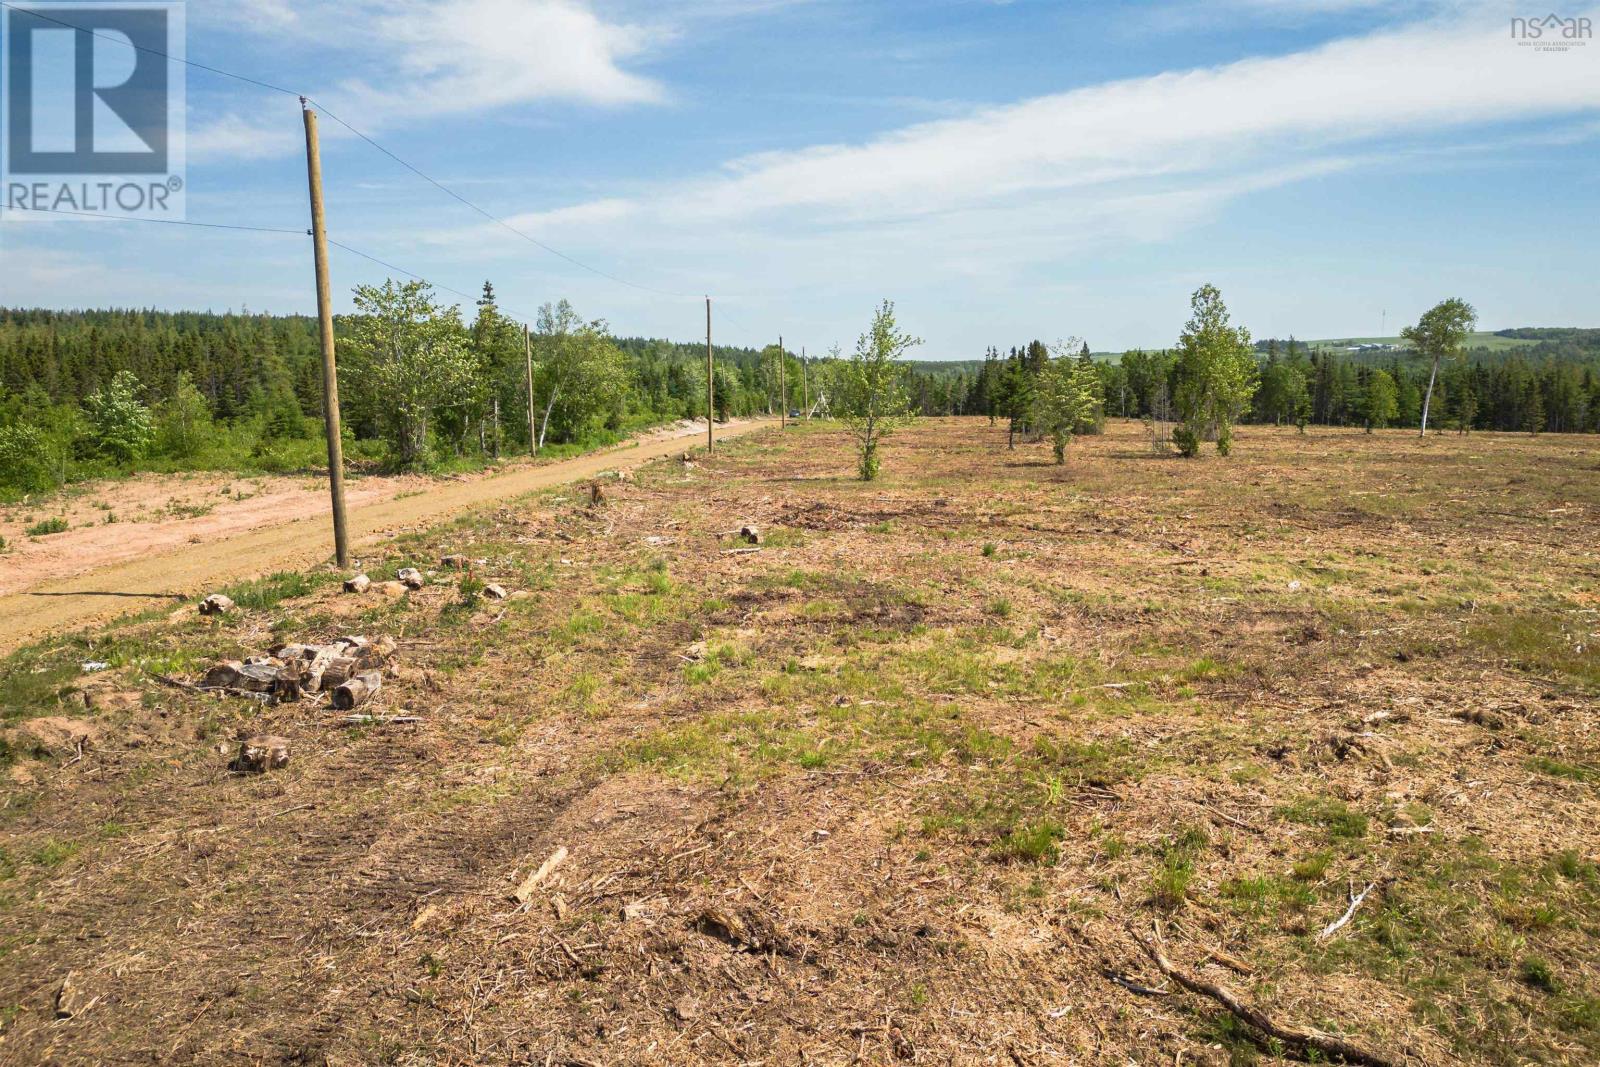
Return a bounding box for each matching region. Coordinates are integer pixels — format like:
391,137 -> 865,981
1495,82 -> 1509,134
0,419 -> 765,651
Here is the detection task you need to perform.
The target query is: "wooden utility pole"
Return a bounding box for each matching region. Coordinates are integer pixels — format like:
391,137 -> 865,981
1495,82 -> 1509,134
705,297 -> 714,452
524,324 -> 536,455
301,100 -> 349,569
802,346 -> 808,418
779,334 -> 785,428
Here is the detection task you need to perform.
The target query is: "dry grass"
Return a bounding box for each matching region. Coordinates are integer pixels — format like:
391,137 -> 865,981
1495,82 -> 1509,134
1,418 -> 1597,1065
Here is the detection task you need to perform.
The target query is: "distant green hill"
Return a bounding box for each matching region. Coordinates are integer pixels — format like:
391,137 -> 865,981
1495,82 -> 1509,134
1301,331 -> 1538,353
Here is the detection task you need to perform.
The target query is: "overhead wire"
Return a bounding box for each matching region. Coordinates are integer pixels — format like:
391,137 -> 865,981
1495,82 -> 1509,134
0,204 -> 305,234
0,205 -> 535,325
0,0 -> 698,303
0,0 -> 772,340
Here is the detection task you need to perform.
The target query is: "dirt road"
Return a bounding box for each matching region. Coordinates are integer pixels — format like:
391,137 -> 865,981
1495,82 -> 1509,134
0,419 -> 761,651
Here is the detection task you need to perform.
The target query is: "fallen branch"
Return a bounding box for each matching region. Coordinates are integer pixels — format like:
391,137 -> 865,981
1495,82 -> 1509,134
1318,882 -> 1377,942
1061,681 -> 1136,696
1133,923 -> 1394,1067
1101,969 -> 1169,997
1183,797 -> 1263,834
514,845 -> 569,906
151,673 -> 273,703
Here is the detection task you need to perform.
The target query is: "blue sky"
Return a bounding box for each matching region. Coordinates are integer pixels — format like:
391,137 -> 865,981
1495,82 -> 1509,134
1,0 -> 1597,357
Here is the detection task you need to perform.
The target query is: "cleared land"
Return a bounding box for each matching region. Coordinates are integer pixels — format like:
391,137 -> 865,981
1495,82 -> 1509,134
1,418 -> 1597,1065
1303,332 -> 1539,353
0,418 -> 759,650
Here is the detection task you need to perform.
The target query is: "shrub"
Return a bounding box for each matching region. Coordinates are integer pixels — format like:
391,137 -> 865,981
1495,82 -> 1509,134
26,517 -> 68,537
83,370 -> 153,463
0,423 -> 61,495
153,372 -> 214,459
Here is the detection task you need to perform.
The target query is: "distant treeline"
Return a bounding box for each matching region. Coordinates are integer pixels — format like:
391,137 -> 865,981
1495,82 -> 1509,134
904,336 -> 1600,435
5,303 -> 1599,499
0,301 -> 804,497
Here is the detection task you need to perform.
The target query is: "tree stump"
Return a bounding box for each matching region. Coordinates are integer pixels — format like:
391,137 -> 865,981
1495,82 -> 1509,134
202,661 -> 244,688
343,574 -> 371,594
440,554 -> 468,570
483,583 -> 508,600
55,972 -> 93,1018
320,656 -> 359,691
235,735 -> 290,773
397,568 -> 425,590
198,594 -> 234,616
332,671 -> 382,710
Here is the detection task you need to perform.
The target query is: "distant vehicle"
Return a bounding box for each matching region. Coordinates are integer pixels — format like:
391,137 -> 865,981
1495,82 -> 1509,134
788,410 -> 802,419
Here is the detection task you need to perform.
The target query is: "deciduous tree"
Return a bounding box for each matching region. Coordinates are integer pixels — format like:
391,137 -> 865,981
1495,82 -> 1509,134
1032,342 -> 1099,463
83,370 -> 153,464
1172,285 -> 1258,457
834,300 -> 919,481
530,300 -> 630,452
1361,369 -> 1398,432
1402,298 -> 1476,436
341,280 -> 475,470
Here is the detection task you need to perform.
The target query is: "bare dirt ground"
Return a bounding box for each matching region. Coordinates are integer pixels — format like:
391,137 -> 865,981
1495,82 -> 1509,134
0,418 -> 1597,1066
0,418 -> 758,649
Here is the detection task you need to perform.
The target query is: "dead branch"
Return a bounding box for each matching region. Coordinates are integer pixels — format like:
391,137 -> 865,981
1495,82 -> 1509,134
1101,969 -> 1169,997
1133,923 -> 1395,1067
1318,882 -> 1377,942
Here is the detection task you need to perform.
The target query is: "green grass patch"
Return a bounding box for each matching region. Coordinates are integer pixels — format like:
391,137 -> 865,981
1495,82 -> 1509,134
1278,794 -> 1369,842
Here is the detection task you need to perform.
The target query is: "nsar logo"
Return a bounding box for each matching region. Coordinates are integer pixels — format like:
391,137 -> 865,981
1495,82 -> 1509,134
1511,12 -> 1593,50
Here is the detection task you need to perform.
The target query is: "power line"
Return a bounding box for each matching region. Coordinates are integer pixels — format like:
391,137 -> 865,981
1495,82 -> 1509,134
0,1 -> 301,99
0,204 -> 535,324
309,101 -> 697,301
0,1 -> 701,303
327,238 -> 536,325
0,203 -> 305,234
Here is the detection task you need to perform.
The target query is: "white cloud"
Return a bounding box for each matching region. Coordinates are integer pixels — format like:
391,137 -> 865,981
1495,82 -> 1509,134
191,0 -> 666,163
353,0 -> 664,117
468,9 -> 1597,259
189,112 -> 303,162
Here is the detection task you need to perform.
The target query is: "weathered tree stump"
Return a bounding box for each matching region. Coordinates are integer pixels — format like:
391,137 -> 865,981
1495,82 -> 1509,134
55,972 -> 92,1018
198,593 -> 234,616
202,661 -> 244,689
235,735 -> 290,773
232,662 -> 280,692
589,482 -> 607,507
332,670 -> 382,710
343,574 -> 371,594
440,554 -> 468,570
483,583 -> 509,600
319,656 -> 358,691
397,568 -> 425,590
271,660 -> 307,703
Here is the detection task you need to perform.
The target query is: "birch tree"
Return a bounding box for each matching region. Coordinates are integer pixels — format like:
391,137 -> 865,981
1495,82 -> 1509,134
834,300 -> 919,481
1401,298 -> 1476,436
530,300 -> 628,452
